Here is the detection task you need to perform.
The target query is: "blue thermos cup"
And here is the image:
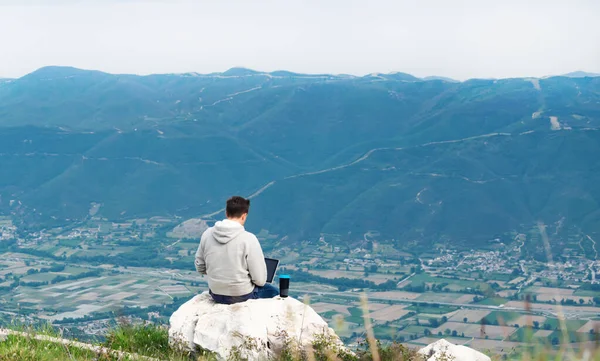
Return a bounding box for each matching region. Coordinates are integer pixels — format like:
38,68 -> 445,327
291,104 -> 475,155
279,275 -> 290,298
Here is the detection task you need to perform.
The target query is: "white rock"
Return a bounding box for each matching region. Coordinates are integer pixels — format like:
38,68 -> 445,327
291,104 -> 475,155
169,292 -> 347,361
418,339 -> 491,361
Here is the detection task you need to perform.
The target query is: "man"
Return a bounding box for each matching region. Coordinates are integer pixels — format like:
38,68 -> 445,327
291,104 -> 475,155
195,196 -> 279,304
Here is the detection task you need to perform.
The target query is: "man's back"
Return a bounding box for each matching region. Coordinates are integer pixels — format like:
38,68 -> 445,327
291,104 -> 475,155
195,219 -> 267,297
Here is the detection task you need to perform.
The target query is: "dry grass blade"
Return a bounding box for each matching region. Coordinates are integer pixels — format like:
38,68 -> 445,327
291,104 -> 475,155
537,222 -> 572,355
360,293 -> 380,361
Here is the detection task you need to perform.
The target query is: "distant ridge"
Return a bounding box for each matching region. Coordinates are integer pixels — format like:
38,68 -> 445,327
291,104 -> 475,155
1,64 -> 600,248
382,71 -> 420,81
269,70 -> 305,77
561,71 -> 600,78
422,76 -> 459,83
362,72 -> 420,81
221,67 -> 262,76
22,66 -> 107,80
11,65 -> 600,82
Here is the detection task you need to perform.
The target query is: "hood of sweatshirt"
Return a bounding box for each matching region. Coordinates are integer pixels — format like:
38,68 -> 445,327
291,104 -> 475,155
212,219 -> 245,244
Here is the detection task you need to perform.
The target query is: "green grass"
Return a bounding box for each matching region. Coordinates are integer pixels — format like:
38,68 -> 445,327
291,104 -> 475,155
408,273 -> 492,292
0,335 -> 118,361
0,323 -> 116,361
406,305 -> 458,314
573,289 -> 600,297
345,307 -> 365,324
322,310 -> 340,319
482,311 -> 521,325
407,273 -> 436,283
509,327 -> 536,343
475,297 -> 508,306
0,323 -> 423,361
542,318 -> 587,330
510,327 -> 595,345
548,330 -> 594,343
372,325 -> 399,340
401,325 -> 428,334
63,266 -> 89,276
57,239 -> 82,248
485,273 -> 515,282
103,322 -> 186,359
21,273 -> 59,283
1,321 -> 600,361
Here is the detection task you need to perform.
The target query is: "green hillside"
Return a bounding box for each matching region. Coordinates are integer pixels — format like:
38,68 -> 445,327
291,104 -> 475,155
1,67 -> 599,247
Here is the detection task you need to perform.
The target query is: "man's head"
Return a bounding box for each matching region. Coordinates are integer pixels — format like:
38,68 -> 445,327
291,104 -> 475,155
226,196 -> 250,225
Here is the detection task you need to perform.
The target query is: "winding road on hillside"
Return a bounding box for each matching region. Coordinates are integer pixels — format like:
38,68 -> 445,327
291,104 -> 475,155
195,126 -> 598,221
198,131 -> 515,218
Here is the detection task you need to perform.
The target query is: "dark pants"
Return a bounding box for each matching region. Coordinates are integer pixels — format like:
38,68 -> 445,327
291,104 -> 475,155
210,283 -> 279,305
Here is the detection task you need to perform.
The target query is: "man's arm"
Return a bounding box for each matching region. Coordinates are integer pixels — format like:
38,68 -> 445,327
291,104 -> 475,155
247,236 -> 267,287
194,233 -> 207,275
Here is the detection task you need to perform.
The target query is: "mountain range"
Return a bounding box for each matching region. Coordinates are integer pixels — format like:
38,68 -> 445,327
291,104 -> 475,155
560,71 -> 600,78
1,66 -> 599,248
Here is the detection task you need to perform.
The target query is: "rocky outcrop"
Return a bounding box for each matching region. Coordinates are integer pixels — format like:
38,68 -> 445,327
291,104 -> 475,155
169,292 -> 347,361
418,339 -> 491,361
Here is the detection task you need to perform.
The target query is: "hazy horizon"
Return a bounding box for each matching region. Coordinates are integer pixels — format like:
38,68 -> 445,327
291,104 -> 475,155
1,0 -> 599,80
2,64 -> 599,81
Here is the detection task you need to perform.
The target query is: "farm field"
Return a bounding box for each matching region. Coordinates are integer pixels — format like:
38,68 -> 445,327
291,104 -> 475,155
1,218 -> 599,355
2,251 -> 596,352
369,305 -> 410,321
449,309 -> 491,323
431,321 -> 517,340
504,301 -> 600,315
310,270 -> 396,285
577,320 -> 600,333
367,291 -> 421,300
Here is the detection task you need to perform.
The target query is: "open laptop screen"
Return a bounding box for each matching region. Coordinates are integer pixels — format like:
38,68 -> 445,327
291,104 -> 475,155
265,258 -> 280,283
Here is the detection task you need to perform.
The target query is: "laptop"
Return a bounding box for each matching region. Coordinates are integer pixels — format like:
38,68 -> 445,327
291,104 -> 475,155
265,257 -> 280,283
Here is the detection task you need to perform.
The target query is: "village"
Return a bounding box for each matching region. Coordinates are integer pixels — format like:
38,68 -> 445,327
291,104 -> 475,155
0,216 -> 599,354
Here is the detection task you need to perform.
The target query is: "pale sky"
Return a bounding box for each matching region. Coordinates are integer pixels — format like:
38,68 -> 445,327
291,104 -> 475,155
1,0 -> 599,80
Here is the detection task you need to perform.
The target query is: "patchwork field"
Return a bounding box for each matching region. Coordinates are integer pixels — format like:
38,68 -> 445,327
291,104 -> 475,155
416,292 -> 474,304
448,309 -> 491,323
577,320 -> 600,333
459,338 -> 522,353
508,277 -> 526,284
533,330 -> 554,337
311,270 -> 361,279
512,314 -> 547,327
369,305 -> 410,321
532,287 -> 575,295
408,337 -> 521,353
525,286 -> 596,304
505,301 -> 600,315
483,311 -> 522,325
431,321 -> 516,340
1,226 -> 597,356
21,273 -> 59,283
311,303 -> 351,316
368,291 -> 421,300
497,290 -> 514,298
309,270 -> 397,285
366,302 -> 391,312
9,272 -> 202,321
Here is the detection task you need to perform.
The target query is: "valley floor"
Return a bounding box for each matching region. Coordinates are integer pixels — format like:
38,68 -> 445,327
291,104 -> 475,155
0,217 -> 598,356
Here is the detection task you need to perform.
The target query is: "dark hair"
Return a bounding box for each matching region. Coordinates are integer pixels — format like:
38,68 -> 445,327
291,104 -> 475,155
226,196 -> 250,218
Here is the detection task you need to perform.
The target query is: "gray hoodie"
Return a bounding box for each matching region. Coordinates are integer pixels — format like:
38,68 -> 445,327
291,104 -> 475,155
194,219 -> 267,296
